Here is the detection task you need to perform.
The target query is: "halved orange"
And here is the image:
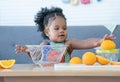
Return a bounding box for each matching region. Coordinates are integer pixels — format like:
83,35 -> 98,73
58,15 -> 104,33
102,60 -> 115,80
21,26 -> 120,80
96,55 -> 110,65
100,40 -> 116,50
0,59 -> 16,69
111,61 -> 120,65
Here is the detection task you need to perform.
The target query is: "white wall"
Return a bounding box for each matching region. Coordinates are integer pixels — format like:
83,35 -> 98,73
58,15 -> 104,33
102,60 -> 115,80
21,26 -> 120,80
0,0 -> 120,26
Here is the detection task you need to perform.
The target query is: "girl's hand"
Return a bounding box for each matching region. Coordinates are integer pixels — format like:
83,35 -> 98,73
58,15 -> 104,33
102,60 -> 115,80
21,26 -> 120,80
102,34 -> 116,41
15,44 -> 29,54
95,34 -> 116,46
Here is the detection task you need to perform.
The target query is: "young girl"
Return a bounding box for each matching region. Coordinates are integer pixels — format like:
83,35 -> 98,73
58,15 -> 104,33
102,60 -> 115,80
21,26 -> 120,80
16,7 -> 116,64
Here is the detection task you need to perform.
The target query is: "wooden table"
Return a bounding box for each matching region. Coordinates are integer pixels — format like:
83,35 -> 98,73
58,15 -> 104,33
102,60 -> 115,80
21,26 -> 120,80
0,64 -> 120,82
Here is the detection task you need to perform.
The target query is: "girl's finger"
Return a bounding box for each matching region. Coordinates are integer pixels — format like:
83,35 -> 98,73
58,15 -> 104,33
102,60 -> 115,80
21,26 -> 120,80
103,34 -> 108,40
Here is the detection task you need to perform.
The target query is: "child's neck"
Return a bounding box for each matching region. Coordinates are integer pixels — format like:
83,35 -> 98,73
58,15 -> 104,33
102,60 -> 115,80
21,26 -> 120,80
50,41 -> 64,45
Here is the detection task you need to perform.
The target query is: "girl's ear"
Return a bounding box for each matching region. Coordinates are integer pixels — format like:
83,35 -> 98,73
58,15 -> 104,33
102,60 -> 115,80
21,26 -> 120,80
44,29 -> 49,37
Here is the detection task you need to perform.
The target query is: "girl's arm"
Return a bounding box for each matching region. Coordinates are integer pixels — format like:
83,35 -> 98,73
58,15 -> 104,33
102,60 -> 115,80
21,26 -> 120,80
69,34 -> 116,49
16,41 -> 49,55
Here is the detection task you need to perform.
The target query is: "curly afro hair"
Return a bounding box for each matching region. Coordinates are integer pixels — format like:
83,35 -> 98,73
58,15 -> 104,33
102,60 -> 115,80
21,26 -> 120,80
34,7 -> 66,39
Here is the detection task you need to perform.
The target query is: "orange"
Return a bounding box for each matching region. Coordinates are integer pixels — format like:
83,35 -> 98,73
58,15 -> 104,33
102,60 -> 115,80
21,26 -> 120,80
96,55 -> 110,65
100,40 -> 116,50
69,57 -> 82,64
111,61 -> 120,65
0,59 -> 16,69
82,52 -> 96,65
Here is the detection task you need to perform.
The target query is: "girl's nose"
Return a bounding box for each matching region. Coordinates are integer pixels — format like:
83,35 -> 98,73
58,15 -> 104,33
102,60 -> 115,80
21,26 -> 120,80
60,28 -> 64,32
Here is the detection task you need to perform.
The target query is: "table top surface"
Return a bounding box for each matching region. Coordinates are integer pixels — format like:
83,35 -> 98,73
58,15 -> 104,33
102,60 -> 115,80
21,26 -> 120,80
0,64 -> 120,77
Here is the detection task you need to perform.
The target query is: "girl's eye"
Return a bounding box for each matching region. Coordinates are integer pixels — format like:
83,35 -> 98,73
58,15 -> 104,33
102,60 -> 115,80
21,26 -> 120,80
54,27 -> 59,30
54,25 -> 59,30
62,26 -> 67,30
63,27 -> 67,30
54,25 -> 67,30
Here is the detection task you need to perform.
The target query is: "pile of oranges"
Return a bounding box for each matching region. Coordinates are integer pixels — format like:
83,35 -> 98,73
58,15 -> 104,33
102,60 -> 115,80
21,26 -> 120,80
69,52 -> 110,65
69,40 -> 119,65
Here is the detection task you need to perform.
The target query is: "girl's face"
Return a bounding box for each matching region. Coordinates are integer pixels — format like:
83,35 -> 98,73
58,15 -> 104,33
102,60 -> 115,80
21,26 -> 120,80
45,16 -> 67,42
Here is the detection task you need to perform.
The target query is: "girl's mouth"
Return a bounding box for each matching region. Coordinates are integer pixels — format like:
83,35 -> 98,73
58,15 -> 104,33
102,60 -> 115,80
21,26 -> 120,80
58,34 -> 65,38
